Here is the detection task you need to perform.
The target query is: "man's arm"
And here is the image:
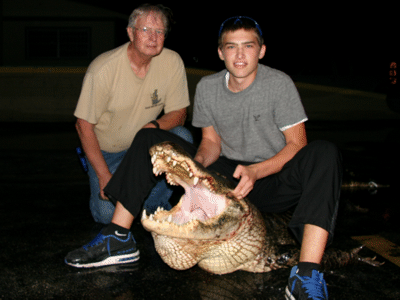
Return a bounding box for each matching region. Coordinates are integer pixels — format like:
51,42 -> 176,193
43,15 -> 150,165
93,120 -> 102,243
194,125 -> 221,168
232,122 -> 307,199
143,108 -> 187,130
75,118 -> 111,199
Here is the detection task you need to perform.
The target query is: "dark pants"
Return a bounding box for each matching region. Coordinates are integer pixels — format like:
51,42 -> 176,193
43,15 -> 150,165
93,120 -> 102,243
105,128 -> 342,245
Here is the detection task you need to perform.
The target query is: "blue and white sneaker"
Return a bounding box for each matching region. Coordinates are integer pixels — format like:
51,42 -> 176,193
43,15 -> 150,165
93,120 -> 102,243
65,231 -> 139,268
285,265 -> 328,300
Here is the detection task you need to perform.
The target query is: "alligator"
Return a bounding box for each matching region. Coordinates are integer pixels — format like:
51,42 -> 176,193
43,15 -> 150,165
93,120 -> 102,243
341,180 -> 389,190
141,141 -> 382,275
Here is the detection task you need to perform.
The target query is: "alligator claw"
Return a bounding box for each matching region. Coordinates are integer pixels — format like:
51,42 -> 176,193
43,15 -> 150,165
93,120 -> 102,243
353,245 -> 384,267
357,256 -> 385,267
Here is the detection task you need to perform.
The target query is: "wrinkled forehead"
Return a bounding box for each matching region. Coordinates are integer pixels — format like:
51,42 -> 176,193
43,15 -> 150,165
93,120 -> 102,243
136,11 -> 166,28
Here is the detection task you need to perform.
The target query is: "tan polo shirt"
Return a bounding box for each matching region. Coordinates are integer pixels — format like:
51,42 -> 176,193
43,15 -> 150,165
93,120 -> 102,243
74,42 -> 189,153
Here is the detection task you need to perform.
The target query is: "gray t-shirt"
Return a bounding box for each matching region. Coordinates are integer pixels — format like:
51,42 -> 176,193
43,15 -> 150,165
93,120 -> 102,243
192,64 -> 307,162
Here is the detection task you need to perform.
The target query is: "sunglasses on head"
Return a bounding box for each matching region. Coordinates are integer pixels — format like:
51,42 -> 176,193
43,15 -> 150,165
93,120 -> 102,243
218,16 -> 263,37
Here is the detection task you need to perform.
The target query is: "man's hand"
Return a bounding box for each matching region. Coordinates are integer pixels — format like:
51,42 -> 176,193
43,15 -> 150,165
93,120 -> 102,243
230,122 -> 307,199
142,108 -> 187,130
98,171 -> 112,200
143,122 -> 158,129
76,118 -> 113,200
232,164 -> 258,199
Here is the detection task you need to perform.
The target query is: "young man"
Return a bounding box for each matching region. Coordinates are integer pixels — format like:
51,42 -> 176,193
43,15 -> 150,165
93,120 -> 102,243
65,16 -> 342,300
193,17 -> 341,300
74,4 -> 192,224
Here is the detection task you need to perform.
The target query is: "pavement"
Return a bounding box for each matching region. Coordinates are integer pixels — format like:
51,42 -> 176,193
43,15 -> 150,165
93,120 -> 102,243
1,89 -> 400,299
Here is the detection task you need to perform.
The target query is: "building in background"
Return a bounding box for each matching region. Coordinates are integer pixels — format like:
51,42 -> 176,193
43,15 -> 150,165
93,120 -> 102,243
1,0 -> 127,66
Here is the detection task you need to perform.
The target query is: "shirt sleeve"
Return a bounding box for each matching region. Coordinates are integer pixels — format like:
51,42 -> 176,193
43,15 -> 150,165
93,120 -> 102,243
273,75 -> 308,131
74,68 -> 110,124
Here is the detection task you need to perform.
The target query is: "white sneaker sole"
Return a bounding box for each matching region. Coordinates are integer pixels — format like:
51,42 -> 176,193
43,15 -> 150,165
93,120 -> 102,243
66,250 -> 140,268
285,286 -> 295,300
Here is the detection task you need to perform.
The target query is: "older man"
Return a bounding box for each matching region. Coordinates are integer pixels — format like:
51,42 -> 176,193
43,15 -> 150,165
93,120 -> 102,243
74,4 -> 192,225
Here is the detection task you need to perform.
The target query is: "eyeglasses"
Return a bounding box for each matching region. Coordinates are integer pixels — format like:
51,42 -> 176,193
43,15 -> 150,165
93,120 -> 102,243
134,27 -> 166,37
218,16 -> 263,37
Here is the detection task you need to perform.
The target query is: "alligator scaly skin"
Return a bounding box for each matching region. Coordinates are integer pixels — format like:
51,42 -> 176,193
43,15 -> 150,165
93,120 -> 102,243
142,141 -> 383,274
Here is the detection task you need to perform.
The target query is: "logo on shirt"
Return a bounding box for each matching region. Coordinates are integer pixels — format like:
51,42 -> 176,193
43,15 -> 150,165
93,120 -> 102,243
146,89 -> 163,109
152,89 -> 161,105
253,114 -> 261,122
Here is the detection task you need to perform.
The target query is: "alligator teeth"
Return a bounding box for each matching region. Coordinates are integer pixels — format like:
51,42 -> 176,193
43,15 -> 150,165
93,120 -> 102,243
153,167 -> 163,176
189,172 -> 193,178
194,177 -> 199,185
173,161 -> 177,167
151,154 -> 156,164
167,215 -> 172,222
149,214 -> 154,221
166,156 -> 171,162
153,167 -> 157,175
183,162 -> 190,171
142,209 -> 147,220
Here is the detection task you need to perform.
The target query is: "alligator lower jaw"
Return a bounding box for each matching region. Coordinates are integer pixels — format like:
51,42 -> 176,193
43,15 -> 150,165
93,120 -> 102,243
141,197 -> 230,240
141,210 -> 206,239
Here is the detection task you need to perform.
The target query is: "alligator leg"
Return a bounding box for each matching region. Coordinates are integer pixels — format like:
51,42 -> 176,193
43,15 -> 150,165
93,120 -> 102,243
241,245 -> 384,273
320,246 -> 384,271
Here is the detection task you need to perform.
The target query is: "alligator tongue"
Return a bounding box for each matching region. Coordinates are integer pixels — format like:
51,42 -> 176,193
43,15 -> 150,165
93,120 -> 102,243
172,184 -> 227,225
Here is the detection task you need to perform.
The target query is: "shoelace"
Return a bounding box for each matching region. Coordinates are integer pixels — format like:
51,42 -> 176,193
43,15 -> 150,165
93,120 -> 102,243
297,271 -> 327,300
83,233 -> 105,250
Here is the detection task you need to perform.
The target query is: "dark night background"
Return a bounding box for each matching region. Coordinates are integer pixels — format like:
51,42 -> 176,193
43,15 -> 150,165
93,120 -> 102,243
1,2 -> 400,299
70,1 -> 397,94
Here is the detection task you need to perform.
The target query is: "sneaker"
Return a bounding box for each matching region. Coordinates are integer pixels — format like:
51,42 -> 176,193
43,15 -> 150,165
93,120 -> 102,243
285,265 -> 328,300
64,231 -> 140,268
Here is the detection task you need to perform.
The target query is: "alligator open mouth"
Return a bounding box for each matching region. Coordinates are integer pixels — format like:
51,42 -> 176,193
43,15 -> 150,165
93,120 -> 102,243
141,141 -> 243,240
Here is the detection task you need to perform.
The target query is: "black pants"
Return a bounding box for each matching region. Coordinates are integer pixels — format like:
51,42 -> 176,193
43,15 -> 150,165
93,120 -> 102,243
105,128 -> 342,245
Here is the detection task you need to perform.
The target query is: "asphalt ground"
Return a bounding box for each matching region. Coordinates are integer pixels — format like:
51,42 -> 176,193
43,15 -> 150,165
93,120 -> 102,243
1,117 -> 400,299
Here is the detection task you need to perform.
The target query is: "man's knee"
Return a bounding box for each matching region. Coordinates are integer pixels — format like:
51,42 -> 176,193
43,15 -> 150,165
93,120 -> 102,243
135,128 -> 152,141
306,140 -> 341,165
90,196 -> 115,224
289,140 -> 342,181
309,140 -> 338,154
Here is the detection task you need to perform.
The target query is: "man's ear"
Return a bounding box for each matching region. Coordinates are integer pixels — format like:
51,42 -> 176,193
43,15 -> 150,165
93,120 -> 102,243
127,27 -> 134,42
218,47 -> 225,61
259,44 -> 266,60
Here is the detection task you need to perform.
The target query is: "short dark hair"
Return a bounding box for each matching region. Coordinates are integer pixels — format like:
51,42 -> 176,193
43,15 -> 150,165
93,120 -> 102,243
218,16 -> 264,48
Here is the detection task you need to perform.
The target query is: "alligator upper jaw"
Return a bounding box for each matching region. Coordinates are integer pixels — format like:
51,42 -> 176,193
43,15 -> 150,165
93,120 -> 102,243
149,141 -> 232,194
